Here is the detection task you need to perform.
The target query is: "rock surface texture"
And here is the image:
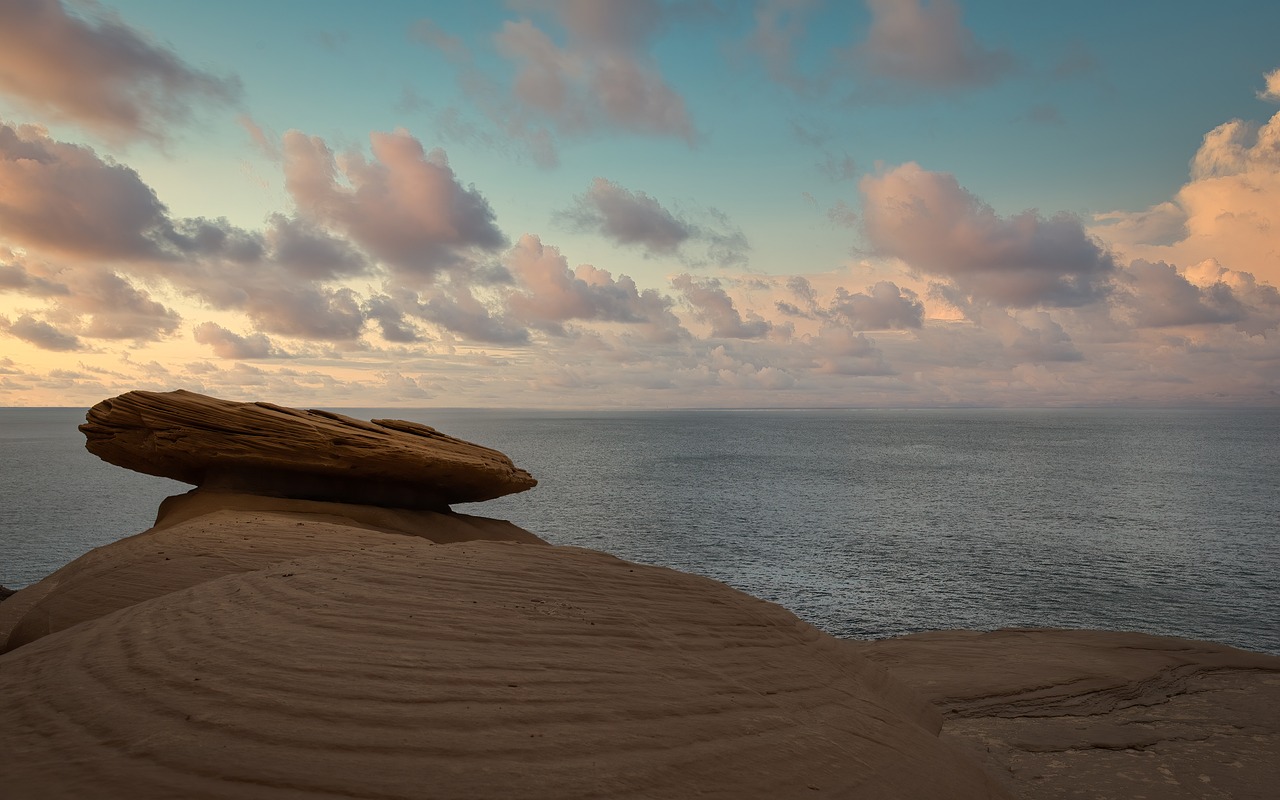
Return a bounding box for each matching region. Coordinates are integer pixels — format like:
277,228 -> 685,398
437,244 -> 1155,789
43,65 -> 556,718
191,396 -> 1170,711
80,389 -> 536,507
0,541 -> 1008,799
857,629 -> 1280,800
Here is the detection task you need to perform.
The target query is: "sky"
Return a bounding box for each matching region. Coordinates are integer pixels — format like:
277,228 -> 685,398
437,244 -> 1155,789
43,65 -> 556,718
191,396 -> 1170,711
1,0 -> 1279,408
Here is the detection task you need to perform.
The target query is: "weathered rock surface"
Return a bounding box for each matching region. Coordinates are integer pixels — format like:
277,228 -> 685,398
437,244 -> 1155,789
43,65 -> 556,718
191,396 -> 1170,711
0,495 -> 544,653
856,629 -> 1280,799
80,389 -> 536,507
0,541 -> 1009,800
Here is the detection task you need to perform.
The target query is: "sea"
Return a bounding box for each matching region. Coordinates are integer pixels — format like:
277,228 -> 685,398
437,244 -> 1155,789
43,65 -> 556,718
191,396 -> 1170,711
2,407 -> 1277,655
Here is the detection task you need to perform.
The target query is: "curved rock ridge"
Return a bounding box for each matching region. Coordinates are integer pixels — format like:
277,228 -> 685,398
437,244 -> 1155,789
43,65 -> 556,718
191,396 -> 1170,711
0,497 -> 544,653
80,389 -> 536,507
857,629 -> 1280,799
0,542 -> 1009,800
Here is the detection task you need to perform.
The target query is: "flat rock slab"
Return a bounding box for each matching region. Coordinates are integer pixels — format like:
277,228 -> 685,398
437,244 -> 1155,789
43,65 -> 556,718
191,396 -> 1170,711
80,389 -> 536,507
0,542 -> 1010,799
856,629 -> 1280,800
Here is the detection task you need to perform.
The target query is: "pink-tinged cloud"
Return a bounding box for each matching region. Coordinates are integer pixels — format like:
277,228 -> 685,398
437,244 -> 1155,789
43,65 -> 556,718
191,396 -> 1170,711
193,322 -> 288,359
282,129 -> 506,281
505,234 -> 685,340
493,2 -> 695,142
66,270 -> 180,341
0,122 -> 170,259
263,214 -> 368,281
563,178 -> 691,254
673,274 -> 772,339
1258,67 -> 1280,103
1094,97 -> 1280,286
0,0 -> 239,144
1121,262 -> 1259,330
779,276 -> 924,330
860,162 -> 1114,307
851,0 -> 1012,91
561,178 -> 749,265
0,313 -> 81,351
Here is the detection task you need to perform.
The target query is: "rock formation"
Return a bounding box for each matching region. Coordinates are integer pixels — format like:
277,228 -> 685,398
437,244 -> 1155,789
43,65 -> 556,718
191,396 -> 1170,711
856,629 -> 1280,799
0,390 -> 1011,799
80,389 -> 537,507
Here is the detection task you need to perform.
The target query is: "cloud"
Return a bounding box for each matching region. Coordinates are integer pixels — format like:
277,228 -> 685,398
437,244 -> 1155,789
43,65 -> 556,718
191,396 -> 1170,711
778,276 -> 923,330
1093,93 -> 1280,286
561,178 -> 691,254
861,162 -> 1115,307
560,177 -> 749,265
1119,259 -> 1248,329
1259,67 -> 1280,103
0,122 -> 170,260
66,270 -> 181,341
263,214 -> 368,281
744,0 -> 818,92
0,0 -> 239,144
494,1 -> 695,142
673,274 -> 772,339
849,0 -> 1012,92
193,322 -> 289,359
1,314 -> 82,351
504,234 -> 685,339
282,128 -> 506,281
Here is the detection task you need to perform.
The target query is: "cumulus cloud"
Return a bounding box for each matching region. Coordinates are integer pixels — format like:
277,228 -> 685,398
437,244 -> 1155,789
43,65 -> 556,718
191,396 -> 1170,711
561,177 -> 749,265
861,162 -> 1115,307
66,270 -> 181,341
561,178 -> 691,254
1093,93 -> 1280,286
0,122 -> 170,259
849,0 -> 1012,92
1,314 -> 82,351
1258,67 -> 1280,103
0,0 -> 239,144
1119,260 -> 1248,329
672,274 -> 772,339
777,276 -> 923,330
193,322 -> 288,359
504,234 -> 685,339
282,128 -> 506,281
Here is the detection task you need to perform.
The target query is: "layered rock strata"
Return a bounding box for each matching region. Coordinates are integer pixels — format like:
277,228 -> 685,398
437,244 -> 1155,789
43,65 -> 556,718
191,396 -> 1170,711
857,629 -> 1280,800
80,389 -> 537,507
1,541 -> 1009,799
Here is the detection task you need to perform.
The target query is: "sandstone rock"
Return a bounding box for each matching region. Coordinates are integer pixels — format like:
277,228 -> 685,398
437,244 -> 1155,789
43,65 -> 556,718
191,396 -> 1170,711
0,585 -> 13,601
856,629 -> 1280,800
0,541 -> 1009,799
80,389 -> 536,507
0,495 -> 545,653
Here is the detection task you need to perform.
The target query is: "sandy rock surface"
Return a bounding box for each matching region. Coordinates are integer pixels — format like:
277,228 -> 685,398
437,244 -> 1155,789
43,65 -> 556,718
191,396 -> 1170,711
80,389 -> 536,507
0,540 -> 1009,800
0,495 -> 543,653
857,629 -> 1280,799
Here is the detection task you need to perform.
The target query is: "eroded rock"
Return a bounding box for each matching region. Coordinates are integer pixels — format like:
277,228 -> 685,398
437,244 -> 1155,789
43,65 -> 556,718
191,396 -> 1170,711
80,389 -> 536,508
0,542 -> 1010,799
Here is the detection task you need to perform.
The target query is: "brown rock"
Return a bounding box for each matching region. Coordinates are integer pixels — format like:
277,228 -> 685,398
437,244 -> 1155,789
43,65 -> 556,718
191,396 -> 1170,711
856,629 -> 1280,799
0,493 -> 545,653
80,389 -> 536,507
0,541 -> 1009,799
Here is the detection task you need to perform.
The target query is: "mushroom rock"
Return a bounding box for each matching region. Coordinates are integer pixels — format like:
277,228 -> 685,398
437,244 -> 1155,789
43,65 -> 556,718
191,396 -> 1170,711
856,629 -> 1280,799
80,389 -> 537,508
0,541 -> 1011,799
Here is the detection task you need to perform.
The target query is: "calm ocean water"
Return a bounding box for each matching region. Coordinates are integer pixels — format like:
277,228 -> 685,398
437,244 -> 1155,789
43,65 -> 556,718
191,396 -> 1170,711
2,407 -> 1277,654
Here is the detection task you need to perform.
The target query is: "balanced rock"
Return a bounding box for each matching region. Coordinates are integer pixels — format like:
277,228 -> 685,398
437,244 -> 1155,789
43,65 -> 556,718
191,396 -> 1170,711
80,389 -> 536,507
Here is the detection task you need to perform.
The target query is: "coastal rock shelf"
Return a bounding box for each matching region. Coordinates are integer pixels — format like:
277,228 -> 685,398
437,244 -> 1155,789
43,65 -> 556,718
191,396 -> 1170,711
80,389 -> 537,507
857,629 -> 1280,799
4,389 -> 1277,799
1,542 -> 1005,799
